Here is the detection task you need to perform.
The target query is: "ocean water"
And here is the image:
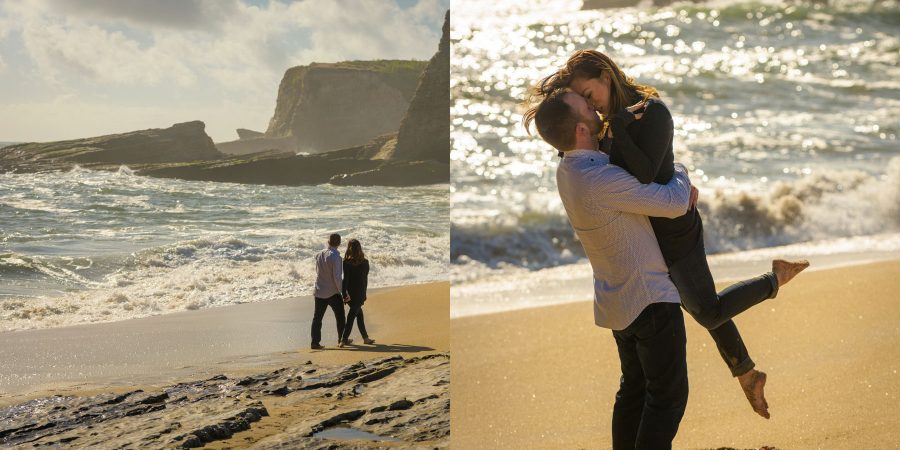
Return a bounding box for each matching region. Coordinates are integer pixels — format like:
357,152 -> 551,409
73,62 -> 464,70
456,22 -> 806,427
0,167 -> 449,331
451,0 -> 900,316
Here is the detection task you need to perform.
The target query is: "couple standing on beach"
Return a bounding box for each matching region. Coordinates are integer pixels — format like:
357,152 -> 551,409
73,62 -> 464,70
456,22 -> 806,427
525,50 -> 810,449
310,233 -> 376,349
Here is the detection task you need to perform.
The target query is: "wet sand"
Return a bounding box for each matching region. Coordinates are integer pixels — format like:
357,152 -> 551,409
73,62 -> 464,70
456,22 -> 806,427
451,261 -> 900,449
0,282 -> 448,406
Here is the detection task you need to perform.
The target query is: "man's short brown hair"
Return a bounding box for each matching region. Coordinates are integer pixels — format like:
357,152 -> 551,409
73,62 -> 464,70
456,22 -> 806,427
523,89 -> 578,152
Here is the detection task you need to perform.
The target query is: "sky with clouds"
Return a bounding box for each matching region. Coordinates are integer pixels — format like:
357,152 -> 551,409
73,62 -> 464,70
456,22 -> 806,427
0,0 -> 449,142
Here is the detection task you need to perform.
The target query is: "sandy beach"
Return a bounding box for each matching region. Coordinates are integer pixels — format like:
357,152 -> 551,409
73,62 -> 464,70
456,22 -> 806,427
451,261 -> 900,449
0,281 -> 448,404
1,282 -> 449,448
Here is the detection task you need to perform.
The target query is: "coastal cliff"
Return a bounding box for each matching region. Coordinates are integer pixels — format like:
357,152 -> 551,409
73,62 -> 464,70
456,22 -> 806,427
328,10 -> 451,185
266,60 -> 425,153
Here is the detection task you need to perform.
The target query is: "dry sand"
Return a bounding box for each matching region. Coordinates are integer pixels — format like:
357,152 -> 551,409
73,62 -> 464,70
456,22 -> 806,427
451,261 -> 900,449
0,282 -> 448,406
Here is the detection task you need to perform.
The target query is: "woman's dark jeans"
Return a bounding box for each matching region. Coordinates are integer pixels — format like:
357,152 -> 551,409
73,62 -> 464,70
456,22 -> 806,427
612,302 -> 688,450
341,300 -> 369,341
667,240 -> 778,377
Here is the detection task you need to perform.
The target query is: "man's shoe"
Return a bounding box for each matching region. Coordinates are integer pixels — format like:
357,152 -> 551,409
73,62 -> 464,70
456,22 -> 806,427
363,338 -> 375,345
310,343 -> 324,350
338,338 -> 353,347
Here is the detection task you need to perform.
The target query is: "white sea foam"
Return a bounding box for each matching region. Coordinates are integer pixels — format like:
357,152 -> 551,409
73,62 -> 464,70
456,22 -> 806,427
1,230 -> 449,331
0,169 -> 449,331
451,157 -> 900,275
452,232 -> 900,318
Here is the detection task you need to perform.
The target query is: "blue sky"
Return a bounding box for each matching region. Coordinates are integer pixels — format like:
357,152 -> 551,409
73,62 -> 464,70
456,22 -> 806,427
0,0 -> 449,142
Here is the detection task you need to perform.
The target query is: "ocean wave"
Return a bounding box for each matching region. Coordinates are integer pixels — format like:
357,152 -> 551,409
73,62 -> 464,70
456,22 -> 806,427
1,227 -> 449,331
0,252 -> 100,287
1,165 -> 449,331
451,157 -> 900,273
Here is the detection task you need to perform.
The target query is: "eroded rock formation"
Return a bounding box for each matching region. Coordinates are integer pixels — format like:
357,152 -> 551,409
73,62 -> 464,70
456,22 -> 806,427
0,121 -> 221,173
265,60 -> 426,153
0,354 -> 450,449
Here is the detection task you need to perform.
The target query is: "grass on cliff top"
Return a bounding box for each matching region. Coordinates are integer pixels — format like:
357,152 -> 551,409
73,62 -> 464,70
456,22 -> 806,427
312,59 -> 427,73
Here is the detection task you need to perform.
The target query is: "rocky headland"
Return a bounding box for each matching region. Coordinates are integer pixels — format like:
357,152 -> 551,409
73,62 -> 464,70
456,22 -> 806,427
0,353 -> 449,449
0,11 -> 450,187
217,59 -> 426,157
0,121 -> 222,174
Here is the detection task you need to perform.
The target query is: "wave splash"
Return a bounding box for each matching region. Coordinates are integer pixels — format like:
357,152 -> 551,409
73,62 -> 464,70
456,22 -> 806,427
452,157 -> 900,275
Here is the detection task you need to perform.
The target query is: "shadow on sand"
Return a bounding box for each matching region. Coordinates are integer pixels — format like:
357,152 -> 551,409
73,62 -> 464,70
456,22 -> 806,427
329,343 -> 435,353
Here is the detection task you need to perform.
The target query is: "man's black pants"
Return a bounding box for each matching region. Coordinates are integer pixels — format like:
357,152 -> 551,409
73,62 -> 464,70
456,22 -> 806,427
311,294 -> 345,346
612,302 -> 688,450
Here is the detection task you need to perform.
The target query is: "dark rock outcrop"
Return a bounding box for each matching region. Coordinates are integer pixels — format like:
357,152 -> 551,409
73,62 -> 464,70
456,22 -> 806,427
581,0 -> 697,8
0,121 -> 222,173
215,135 -> 295,156
138,134 -> 396,186
389,10 -> 451,163
236,128 -> 264,140
264,60 -> 427,153
329,159 -> 447,187
0,354 -> 450,449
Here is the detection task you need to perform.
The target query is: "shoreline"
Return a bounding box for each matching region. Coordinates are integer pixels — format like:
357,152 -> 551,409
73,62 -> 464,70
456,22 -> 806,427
1,280 -> 444,334
451,260 -> 900,448
452,233 -> 900,318
0,281 -> 449,405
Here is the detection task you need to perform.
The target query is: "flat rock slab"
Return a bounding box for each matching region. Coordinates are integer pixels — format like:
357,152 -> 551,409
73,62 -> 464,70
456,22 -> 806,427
0,353 -> 449,449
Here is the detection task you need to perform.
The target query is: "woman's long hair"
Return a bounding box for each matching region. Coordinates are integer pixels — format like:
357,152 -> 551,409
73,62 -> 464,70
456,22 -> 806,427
344,238 -> 367,266
524,50 -> 659,131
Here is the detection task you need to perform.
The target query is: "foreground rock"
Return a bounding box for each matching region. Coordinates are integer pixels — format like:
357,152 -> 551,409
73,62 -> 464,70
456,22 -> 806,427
0,121 -> 221,173
0,353 -> 449,449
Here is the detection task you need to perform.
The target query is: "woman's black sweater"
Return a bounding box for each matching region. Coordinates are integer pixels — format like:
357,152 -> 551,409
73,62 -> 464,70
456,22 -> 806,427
602,97 -> 703,265
342,259 -> 370,303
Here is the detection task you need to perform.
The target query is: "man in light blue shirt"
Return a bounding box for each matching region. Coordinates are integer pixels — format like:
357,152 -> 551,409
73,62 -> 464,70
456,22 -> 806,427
311,233 -> 346,349
527,89 -> 693,449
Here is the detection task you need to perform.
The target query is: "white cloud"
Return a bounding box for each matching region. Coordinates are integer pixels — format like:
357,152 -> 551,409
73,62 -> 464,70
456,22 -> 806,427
39,0 -> 239,31
0,0 -> 449,141
286,1 -> 445,64
19,16 -> 197,86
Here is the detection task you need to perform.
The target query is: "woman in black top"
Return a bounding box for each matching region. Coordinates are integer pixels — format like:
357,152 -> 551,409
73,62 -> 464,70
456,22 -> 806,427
531,50 -> 809,419
340,239 -> 374,346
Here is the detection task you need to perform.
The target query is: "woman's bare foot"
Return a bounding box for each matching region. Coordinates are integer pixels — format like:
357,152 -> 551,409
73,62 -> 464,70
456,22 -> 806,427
772,259 -> 810,287
738,369 -> 770,419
